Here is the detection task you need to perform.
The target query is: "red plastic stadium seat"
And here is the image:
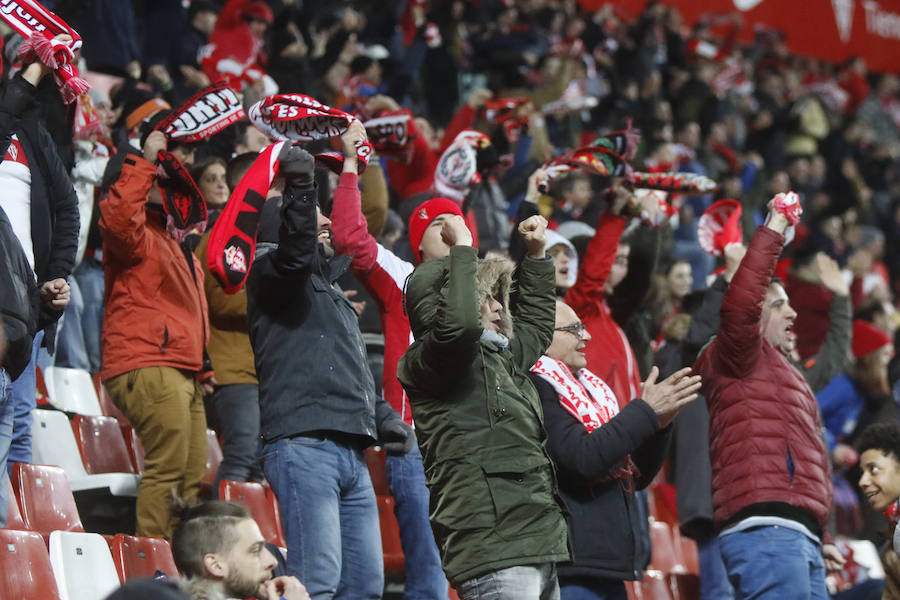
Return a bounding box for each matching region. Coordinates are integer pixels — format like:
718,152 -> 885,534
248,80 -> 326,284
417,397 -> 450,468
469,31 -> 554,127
672,527 -> 699,575
0,528 -> 62,599
648,521 -> 681,574
667,572 -> 700,600
6,477 -> 27,530
376,495 -> 404,578
120,424 -> 146,474
92,373 -> 130,426
36,365 -> 50,407
625,580 -> 642,600
364,446 -> 390,496
640,570 -> 673,600
72,414 -> 138,475
12,463 -> 84,535
220,480 -> 286,547
200,429 -> 223,498
648,482 -> 679,527
110,534 -> 178,582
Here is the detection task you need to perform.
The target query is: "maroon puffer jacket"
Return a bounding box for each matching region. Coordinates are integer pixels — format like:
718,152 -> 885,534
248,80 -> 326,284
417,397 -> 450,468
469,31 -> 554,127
694,226 -> 832,530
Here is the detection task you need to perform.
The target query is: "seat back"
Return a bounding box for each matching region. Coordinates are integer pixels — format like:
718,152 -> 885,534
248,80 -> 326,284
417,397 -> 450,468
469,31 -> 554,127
648,521 -> 683,574
639,570 -> 673,600
364,446 -> 390,496
12,463 -> 84,534
220,480 -> 286,547
376,495 -> 404,578
49,531 -> 121,600
91,373 -> 130,425
72,415 -> 137,475
120,424 -> 146,474
0,528 -> 62,599
43,367 -> 103,415
200,429 -> 223,497
36,365 -> 51,407
31,409 -> 90,480
6,475 -> 27,529
110,534 -> 178,582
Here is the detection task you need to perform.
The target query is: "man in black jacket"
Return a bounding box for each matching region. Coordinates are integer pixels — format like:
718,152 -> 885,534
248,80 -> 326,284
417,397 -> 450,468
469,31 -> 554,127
0,46 -> 78,472
528,299 -> 700,599
245,127 -> 414,599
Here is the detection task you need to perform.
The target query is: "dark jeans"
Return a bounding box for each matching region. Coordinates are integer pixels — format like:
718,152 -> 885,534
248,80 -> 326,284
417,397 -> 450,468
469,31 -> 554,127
559,576 -> 627,600
209,383 -> 263,497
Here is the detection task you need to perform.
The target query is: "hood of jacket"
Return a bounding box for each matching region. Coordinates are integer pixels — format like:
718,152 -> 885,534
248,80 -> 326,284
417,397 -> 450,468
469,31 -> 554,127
405,253 -> 515,339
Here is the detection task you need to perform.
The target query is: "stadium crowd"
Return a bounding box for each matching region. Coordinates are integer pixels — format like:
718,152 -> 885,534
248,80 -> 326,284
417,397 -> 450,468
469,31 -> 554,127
4,0 -> 900,599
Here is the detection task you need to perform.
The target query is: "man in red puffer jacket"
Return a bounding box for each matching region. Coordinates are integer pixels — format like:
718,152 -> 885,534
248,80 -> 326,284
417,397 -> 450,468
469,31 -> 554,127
694,194 -> 844,598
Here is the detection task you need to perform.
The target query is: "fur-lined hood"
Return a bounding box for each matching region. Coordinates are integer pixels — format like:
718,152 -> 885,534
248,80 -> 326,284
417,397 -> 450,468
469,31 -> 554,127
405,252 -> 516,340
178,577 -> 227,600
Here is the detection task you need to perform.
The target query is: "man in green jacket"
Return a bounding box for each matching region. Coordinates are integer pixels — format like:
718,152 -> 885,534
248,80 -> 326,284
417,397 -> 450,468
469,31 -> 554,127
398,214 -> 569,599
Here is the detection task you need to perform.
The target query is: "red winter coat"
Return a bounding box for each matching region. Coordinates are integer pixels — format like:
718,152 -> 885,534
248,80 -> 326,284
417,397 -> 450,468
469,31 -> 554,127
694,226 -> 832,531
565,213 -> 641,409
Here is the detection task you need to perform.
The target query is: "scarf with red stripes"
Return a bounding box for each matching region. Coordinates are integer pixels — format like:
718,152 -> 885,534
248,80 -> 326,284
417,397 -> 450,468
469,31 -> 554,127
0,0 -> 90,103
206,141 -> 284,293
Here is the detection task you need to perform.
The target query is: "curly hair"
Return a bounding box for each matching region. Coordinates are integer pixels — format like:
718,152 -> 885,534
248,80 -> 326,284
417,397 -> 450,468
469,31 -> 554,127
856,422 -> 900,462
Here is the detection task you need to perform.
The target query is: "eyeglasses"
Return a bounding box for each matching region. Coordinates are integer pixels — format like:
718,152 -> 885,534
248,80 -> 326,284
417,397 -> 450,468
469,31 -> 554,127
554,322 -> 588,337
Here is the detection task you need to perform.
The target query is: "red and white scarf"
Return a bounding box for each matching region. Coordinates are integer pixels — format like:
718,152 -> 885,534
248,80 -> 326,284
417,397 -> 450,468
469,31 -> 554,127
207,141 -> 284,294
0,0 -> 90,103
531,356 -> 638,485
363,109 -> 414,163
247,94 -> 372,174
156,81 -> 245,143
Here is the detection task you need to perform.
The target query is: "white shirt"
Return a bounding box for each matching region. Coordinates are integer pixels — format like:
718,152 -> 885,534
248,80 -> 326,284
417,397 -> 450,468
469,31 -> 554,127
0,134 -> 33,271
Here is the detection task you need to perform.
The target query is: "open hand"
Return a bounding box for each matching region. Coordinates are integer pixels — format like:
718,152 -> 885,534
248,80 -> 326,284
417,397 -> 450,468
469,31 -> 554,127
814,253 -> 849,296
640,366 -> 702,428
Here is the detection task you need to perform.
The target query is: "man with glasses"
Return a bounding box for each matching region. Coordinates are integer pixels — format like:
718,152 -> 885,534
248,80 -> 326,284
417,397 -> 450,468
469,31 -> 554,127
528,300 -> 701,600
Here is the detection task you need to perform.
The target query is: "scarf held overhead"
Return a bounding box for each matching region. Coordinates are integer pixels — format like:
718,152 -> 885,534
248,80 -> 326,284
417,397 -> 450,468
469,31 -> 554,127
207,141 -> 284,294
247,94 -> 372,174
156,81 -> 246,143
0,0 -> 90,103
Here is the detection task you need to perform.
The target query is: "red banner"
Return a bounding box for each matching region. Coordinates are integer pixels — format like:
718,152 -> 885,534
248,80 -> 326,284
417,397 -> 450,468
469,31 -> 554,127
579,0 -> 900,73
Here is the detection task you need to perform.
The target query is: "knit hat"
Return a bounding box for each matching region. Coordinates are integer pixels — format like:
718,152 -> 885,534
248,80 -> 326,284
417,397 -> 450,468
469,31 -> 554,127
852,319 -> 892,359
126,97 -> 171,131
408,197 -> 463,263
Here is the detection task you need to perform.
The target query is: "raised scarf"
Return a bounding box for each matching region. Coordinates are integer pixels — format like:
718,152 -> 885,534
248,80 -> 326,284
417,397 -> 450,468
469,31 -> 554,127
206,141 -> 284,293
247,94 -> 372,174
0,0 -> 90,103
531,355 -> 638,485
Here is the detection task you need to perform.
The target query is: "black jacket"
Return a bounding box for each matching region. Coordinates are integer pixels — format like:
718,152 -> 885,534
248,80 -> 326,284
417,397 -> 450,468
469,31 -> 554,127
246,181 -> 398,445
0,74 -> 79,286
0,206 -> 38,380
530,373 -> 671,582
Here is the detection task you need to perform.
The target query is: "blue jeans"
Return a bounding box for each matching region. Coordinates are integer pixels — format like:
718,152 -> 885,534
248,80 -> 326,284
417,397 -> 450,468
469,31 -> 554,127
458,563 -> 560,600
210,383 -> 263,497
74,257 -> 104,373
385,445 -> 449,599
8,329 -> 43,470
719,526 -> 827,600
263,436 -> 383,599
560,576 -> 626,600
54,275 -> 91,370
0,367 -> 12,527
698,534 -> 734,600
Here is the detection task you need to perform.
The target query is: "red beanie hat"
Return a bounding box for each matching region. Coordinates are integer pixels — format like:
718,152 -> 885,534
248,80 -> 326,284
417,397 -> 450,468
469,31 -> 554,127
408,197 -> 464,263
243,1 -> 274,24
852,319 -> 892,359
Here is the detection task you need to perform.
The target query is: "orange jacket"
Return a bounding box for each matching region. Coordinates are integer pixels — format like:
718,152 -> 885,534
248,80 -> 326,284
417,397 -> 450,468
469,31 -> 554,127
99,155 -> 209,381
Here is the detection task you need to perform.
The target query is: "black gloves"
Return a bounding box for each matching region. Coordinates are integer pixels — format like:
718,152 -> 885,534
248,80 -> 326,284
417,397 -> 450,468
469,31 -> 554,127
278,142 -> 315,188
378,419 -> 415,456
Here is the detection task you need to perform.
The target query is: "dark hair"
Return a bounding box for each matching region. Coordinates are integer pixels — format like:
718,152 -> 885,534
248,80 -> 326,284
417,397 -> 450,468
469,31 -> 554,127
170,498 -> 252,578
226,152 -> 258,191
856,422 -> 900,463
188,1 -> 217,20
189,155 -> 227,186
350,55 -> 375,76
